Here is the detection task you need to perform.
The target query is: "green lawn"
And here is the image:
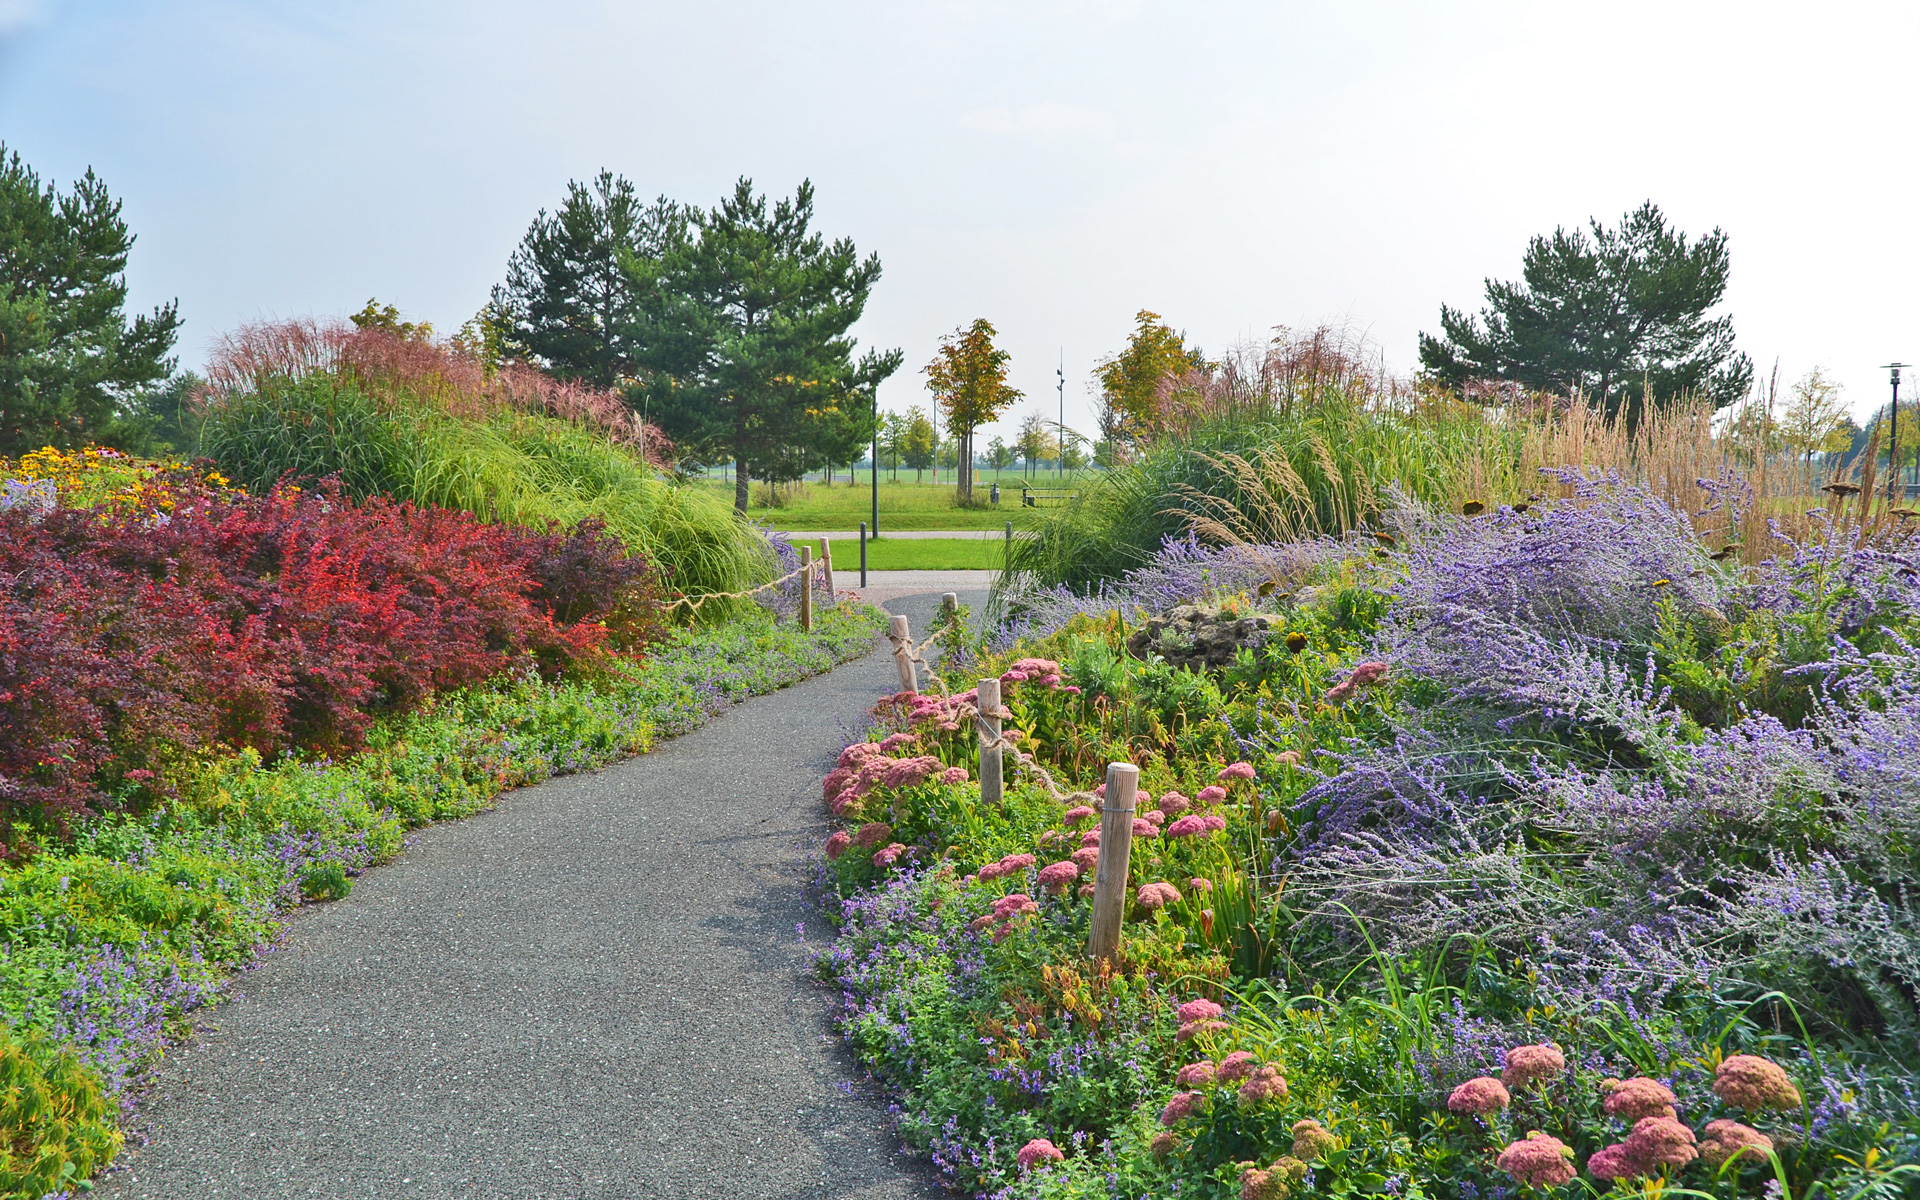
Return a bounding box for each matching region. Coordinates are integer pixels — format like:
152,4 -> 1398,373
795,536 -> 1009,571
692,475 -> 1094,531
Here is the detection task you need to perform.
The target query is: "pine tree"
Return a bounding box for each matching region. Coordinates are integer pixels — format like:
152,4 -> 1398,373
1419,202 -> 1753,421
0,147 -> 180,455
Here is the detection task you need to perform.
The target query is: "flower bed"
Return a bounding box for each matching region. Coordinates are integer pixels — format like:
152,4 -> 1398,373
815,477 -> 1920,1198
0,451 -> 885,1197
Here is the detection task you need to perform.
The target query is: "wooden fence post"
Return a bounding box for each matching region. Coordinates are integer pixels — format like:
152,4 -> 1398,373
977,677 -> 1002,807
818,536 -> 834,597
891,614 -> 917,693
800,545 -> 813,632
1087,761 -> 1139,963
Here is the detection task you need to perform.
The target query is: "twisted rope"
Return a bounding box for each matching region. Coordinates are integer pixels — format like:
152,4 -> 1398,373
964,707 -> 1096,807
885,627 -> 953,694
665,558 -> 824,614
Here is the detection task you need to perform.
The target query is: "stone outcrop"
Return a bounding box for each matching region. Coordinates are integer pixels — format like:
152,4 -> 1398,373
1125,604 -> 1282,670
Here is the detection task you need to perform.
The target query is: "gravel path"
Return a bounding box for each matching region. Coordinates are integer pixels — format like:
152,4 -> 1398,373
102,592 -> 982,1200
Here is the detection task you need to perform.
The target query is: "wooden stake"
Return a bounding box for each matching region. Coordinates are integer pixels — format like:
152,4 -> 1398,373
891,614 -> 917,693
1087,761 -> 1138,964
800,545 -> 813,632
818,536 -> 834,597
977,677 -> 1002,808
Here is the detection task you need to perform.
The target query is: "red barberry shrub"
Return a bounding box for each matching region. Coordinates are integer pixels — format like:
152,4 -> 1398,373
0,478 -> 657,827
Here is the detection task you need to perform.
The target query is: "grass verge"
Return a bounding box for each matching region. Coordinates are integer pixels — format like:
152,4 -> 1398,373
802,536 -> 1011,571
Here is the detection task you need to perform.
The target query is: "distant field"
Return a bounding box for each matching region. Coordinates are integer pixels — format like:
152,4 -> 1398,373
796,536 -> 1008,571
691,475 -> 1096,531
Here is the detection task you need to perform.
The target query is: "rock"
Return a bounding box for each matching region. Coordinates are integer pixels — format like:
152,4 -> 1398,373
1126,604 -> 1283,670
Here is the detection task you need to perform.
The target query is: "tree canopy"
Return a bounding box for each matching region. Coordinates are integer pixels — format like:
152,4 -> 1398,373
491,172 -> 687,389
924,318 -> 1020,501
1418,202 -> 1752,418
1094,310 -> 1207,448
0,147 -> 180,456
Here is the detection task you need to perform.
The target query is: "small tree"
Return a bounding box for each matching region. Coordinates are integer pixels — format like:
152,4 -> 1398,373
924,318 -> 1021,502
1778,367 -> 1850,469
1094,309 -> 1206,449
0,146 -> 181,455
985,435 -> 1014,472
1016,410 -> 1055,476
901,407 -> 936,481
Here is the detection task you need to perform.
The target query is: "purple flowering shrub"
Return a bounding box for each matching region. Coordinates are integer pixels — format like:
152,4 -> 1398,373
821,473 -> 1920,1197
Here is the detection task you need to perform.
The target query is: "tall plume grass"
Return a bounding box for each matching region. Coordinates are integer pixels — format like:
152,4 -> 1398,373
194,319 -> 763,613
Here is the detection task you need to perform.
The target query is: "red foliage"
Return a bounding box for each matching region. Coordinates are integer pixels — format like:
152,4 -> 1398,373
0,478 -> 656,827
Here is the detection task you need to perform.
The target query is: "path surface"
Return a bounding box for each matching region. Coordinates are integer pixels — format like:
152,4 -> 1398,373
103,592 -> 985,1200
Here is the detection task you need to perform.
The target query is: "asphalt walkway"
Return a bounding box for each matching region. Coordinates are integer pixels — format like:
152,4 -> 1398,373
103,591 -> 985,1200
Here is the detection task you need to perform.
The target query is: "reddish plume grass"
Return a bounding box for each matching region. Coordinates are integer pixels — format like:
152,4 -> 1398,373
202,318 -> 672,466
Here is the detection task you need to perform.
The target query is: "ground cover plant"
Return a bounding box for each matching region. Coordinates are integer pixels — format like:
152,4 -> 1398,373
814,475 -> 1920,1199
0,446 -> 885,1197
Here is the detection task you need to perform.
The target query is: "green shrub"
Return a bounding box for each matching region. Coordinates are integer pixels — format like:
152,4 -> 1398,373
0,1025 -> 119,1198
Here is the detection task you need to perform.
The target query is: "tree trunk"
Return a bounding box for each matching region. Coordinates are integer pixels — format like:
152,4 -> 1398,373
958,429 -> 973,502
734,457 -> 749,513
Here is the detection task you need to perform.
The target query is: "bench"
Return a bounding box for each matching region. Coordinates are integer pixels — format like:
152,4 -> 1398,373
1021,486 -> 1078,508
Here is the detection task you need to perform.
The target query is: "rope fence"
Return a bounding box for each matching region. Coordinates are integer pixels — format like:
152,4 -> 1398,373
663,557 -> 828,616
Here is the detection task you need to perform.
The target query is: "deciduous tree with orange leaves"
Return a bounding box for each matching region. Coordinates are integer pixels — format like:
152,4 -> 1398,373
924,318 -> 1021,503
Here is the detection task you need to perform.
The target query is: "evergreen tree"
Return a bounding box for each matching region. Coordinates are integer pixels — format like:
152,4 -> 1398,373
491,171 -> 688,388
0,147 -> 180,455
1419,202 -> 1753,419
641,178 -> 898,511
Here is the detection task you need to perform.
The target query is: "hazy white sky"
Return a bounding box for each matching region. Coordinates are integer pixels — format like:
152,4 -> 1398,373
3,0 -> 1918,442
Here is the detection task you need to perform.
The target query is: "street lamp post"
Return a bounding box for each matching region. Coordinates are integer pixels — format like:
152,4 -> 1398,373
1882,363 -> 1908,507
871,390 -> 880,539
1056,351 -> 1065,479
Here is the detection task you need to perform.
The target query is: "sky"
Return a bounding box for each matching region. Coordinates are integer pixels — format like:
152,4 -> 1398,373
4,0 -> 1919,445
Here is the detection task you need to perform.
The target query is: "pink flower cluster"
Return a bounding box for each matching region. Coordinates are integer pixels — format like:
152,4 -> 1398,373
1036,860 -> 1079,894
1495,1132 -> 1575,1188
973,852 -> 1036,882
1237,1157 -> 1308,1200
1070,846 -> 1101,871
969,891 -> 1039,936
939,766 -> 968,785
1699,1119 -> 1773,1167
1137,881 -> 1182,910
1196,785 -> 1227,805
822,740 -> 949,816
872,843 -> 907,868
1323,660 -> 1389,705
1501,1043 -> 1565,1088
1237,1064 -> 1288,1104
824,830 -> 850,860
1217,1051 -> 1258,1082
1290,1119 -> 1335,1162
1165,813 -> 1227,838
1175,999 -> 1228,1042
1587,1116 -> 1696,1180
1160,1090 -> 1204,1126
1713,1055 -> 1801,1110
1446,1076 -> 1510,1115
1601,1076 -> 1676,1121
1175,1059 -> 1216,1087
1159,790 -> 1190,815
1217,762 -> 1256,782
1063,804 -> 1096,826
1015,1137 -> 1064,1170
853,822 -> 893,849
999,657 -> 1063,687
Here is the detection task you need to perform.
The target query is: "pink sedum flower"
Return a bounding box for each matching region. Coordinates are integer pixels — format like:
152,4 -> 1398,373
1177,1019 -> 1230,1041
1585,1142 -> 1640,1181
1177,999 -> 1224,1023
1137,881 -> 1182,909
824,831 -> 851,860
940,766 -> 968,785
1189,877 -> 1213,892
1165,815 -> 1208,838
1160,1090 -> 1204,1125
1601,1076 -> 1677,1122
1237,1064 -> 1288,1104
1713,1055 -> 1802,1111
1196,785 -> 1228,805
1080,830 -> 1102,847
853,822 -> 893,849
1063,805 -> 1096,826
1217,1051 -> 1258,1083
1202,814 -> 1228,832
1217,762 -> 1256,782
1175,1060 -> 1216,1087
1037,861 -> 1079,894
1699,1119 -> 1774,1167
1495,1132 -> 1576,1188
1447,1076 -> 1511,1115
1016,1138 -> 1064,1170
1290,1119 -> 1336,1163
1502,1043 -> 1566,1088
1132,818 -> 1159,838
1070,847 -> 1101,871
1622,1116 -> 1696,1170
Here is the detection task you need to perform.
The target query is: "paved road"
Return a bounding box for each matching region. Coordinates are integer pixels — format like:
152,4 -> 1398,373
103,592 -> 985,1200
